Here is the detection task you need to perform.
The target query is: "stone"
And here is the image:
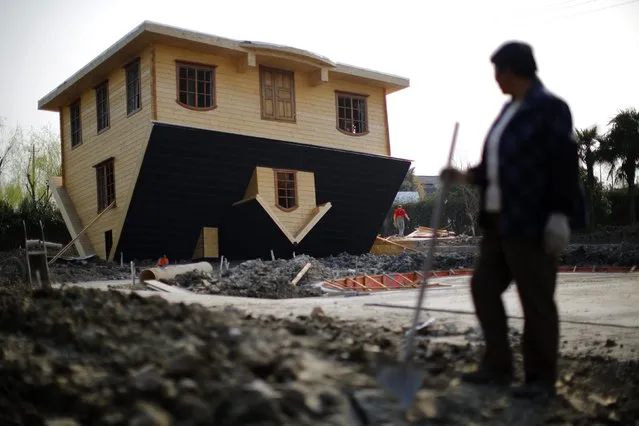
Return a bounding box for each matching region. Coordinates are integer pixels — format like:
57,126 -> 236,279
132,367 -> 165,395
165,352 -> 203,377
130,402 -> 172,426
45,419 -> 80,426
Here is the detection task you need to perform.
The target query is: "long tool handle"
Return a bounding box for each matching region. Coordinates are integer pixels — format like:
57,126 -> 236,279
48,201 -> 115,265
403,122 -> 459,363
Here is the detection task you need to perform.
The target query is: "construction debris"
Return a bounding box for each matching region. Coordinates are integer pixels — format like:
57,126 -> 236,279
139,262 -> 213,282
323,271 -> 454,292
404,226 -> 456,239
3,240 -> 639,291
144,279 -> 193,294
141,242 -> 639,298
159,257 -> 325,299
291,262 -> 312,286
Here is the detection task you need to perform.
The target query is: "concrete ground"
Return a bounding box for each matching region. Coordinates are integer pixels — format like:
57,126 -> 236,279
65,272 -> 639,359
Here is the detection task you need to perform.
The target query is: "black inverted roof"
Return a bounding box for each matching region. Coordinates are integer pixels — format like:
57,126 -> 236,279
116,122 -> 411,261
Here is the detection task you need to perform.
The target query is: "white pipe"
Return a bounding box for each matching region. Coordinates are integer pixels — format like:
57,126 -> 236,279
139,262 -> 213,281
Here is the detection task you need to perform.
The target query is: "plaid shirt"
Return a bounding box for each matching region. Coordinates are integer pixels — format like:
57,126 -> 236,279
469,78 -> 585,238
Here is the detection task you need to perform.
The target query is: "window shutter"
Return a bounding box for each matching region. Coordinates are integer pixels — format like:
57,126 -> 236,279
275,71 -> 294,120
262,69 -> 275,118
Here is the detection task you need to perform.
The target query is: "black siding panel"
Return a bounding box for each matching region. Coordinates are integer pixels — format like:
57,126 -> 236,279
116,123 -> 410,261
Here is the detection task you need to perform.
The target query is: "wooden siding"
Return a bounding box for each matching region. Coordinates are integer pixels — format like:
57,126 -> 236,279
193,227 -> 219,258
254,166 -> 316,236
154,45 -> 389,156
243,169 -> 259,199
60,46 -> 154,260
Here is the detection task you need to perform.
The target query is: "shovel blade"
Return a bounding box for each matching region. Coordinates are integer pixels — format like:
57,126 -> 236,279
376,363 -> 425,409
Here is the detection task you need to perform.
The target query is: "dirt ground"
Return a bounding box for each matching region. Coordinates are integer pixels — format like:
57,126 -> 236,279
0,286 -> 637,425
1,238 -> 638,425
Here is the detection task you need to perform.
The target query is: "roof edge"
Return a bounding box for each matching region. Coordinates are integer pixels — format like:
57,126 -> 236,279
333,63 -> 410,91
38,21 -> 410,111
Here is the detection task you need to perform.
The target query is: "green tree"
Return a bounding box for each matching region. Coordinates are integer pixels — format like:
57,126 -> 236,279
575,125 -> 602,228
598,108 -> 639,224
9,124 -> 61,206
0,118 -> 20,185
399,166 -> 425,199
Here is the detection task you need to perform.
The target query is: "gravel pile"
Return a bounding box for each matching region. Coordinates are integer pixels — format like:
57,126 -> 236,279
4,240 -> 638,294
0,286 -> 636,425
160,256 -> 328,299
158,252 -> 478,299
153,243 -> 639,299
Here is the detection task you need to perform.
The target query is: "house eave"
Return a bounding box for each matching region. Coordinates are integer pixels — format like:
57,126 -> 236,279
38,20 -> 410,112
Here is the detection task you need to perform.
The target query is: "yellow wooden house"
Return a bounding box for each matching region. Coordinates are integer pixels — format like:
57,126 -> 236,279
38,21 -> 411,262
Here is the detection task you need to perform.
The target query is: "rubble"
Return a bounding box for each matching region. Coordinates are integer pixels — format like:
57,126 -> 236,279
3,239 -> 639,296
158,256 -> 327,299
152,242 -> 639,299
0,286 -> 637,425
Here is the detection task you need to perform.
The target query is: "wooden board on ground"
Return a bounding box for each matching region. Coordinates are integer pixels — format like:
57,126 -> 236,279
144,280 -> 193,294
369,235 -> 423,255
291,262 -> 312,286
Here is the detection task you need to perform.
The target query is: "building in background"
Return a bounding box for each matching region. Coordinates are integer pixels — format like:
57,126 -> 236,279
417,175 -> 441,196
394,191 -> 420,204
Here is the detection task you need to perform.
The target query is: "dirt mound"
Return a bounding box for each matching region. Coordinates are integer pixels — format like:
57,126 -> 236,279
0,287 -> 636,425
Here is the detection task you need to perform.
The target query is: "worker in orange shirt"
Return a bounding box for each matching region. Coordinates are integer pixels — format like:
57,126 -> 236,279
393,205 -> 410,237
157,254 -> 169,268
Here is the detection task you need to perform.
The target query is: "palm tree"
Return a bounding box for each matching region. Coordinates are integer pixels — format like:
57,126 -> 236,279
598,108 -> 639,224
575,125 -> 602,228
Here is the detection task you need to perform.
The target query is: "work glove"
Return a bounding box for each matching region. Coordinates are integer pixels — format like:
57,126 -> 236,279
544,213 -> 570,257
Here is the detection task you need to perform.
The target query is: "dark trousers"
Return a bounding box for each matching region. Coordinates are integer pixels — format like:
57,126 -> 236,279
471,213 -> 559,385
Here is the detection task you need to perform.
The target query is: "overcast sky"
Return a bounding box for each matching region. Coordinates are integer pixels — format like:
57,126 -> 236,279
1,0 -> 637,175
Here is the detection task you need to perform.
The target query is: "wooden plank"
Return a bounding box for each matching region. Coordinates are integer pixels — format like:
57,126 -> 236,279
48,200 -> 115,265
364,274 -> 389,290
323,281 -> 347,291
376,236 -> 422,253
347,277 -> 371,291
382,273 -> 411,288
291,262 -> 312,286
144,280 -> 192,294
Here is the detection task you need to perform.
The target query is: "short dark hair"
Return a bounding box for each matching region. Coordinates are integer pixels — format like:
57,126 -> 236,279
490,41 -> 537,78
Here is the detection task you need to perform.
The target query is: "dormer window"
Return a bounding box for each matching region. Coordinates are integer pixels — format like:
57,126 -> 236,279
275,170 -> 298,211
